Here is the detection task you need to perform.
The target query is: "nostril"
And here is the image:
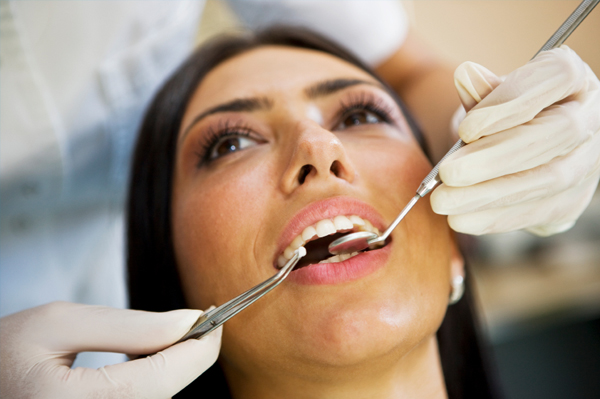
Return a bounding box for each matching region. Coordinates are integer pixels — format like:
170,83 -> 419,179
298,165 -> 312,184
330,160 -> 341,177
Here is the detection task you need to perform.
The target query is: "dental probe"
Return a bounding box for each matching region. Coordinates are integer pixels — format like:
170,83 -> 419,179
328,0 -> 599,256
176,247 -> 305,342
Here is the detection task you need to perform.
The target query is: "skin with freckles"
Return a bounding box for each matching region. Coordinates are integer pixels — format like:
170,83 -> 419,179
172,46 -> 463,399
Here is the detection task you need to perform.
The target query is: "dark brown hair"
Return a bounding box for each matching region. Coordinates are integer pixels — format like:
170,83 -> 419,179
127,27 -> 501,399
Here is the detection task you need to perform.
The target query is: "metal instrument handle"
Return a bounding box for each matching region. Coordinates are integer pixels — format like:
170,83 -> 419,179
533,0 -> 599,59
176,248 -> 305,342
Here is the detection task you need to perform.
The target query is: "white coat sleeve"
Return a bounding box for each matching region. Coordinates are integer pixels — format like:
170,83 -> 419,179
227,0 -> 409,66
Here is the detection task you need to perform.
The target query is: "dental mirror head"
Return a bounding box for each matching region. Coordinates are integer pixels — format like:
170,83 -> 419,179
328,194 -> 422,256
328,231 -> 382,255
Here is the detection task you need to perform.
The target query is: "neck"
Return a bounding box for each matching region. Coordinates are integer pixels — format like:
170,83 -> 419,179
225,335 -> 447,399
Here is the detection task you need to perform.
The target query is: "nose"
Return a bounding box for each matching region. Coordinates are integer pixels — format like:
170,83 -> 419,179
279,120 -> 356,194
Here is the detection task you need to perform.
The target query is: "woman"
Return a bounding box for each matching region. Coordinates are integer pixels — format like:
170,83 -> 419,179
128,27 -> 501,398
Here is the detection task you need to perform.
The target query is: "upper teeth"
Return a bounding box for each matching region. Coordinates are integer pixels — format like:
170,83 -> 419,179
277,215 -> 380,267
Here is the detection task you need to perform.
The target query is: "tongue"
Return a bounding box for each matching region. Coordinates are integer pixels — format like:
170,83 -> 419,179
295,233 -> 346,270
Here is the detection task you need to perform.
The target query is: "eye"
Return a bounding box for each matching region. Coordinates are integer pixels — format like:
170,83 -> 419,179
334,93 -> 395,131
196,122 -> 265,166
337,110 -> 383,129
206,133 -> 258,161
208,133 -> 259,161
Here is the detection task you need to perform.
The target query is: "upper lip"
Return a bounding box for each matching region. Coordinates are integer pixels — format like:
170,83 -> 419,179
274,196 -> 387,266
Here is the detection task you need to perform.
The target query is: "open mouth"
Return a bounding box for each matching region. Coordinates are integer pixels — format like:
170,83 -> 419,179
276,215 -> 381,270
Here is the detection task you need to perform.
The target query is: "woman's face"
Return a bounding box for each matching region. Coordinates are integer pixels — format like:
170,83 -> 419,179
172,46 -> 461,381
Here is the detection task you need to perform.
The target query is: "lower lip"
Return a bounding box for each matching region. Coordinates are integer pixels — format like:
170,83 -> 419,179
286,244 -> 392,285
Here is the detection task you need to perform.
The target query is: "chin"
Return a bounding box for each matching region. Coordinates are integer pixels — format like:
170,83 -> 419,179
281,295 -> 423,369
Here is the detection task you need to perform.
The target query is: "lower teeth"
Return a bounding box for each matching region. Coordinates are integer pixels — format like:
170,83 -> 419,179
318,252 -> 360,264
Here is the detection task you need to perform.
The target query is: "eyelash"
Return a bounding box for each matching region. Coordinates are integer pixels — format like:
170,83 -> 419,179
196,93 -> 397,166
196,120 -> 256,166
336,93 -> 396,127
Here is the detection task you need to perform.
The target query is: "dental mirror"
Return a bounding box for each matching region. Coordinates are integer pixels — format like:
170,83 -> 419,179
327,231 -> 379,255
328,195 -> 420,255
330,0 -> 599,256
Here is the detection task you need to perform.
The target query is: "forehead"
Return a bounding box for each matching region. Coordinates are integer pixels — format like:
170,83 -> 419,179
186,46 -> 378,113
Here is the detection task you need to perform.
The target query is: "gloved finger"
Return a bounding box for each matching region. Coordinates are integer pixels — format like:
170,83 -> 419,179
100,327 -> 221,398
22,302 -> 203,355
445,173 -> 598,236
439,97 -> 599,187
454,61 -> 502,112
36,327 -> 222,399
525,221 -> 577,237
450,62 -> 499,140
458,46 -> 592,143
450,105 -> 466,141
432,130 -> 600,215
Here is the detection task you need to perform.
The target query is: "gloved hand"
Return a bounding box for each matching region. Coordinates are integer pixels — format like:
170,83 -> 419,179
0,302 -> 221,399
431,45 -> 600,236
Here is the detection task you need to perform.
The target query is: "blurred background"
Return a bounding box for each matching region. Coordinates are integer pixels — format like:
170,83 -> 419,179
197,1 -> 600,398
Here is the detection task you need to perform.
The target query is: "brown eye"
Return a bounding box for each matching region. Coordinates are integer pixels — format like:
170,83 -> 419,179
338,110 -> 382,130
209,135 -> 258,160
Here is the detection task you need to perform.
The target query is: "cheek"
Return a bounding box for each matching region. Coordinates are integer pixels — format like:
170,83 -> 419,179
343,133 -> 451,338
172,160 -> 276,308
363,136 -> 451,300
345,132 -> 433,225
358,137 -> 430,198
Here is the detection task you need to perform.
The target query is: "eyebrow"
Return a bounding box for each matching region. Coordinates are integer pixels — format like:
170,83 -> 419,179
305,78 -> 382,98
179,78 -> 384,142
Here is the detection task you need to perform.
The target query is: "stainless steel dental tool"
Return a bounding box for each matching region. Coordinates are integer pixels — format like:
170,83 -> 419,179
328,0 -> 599,256
177,248 -> 305,342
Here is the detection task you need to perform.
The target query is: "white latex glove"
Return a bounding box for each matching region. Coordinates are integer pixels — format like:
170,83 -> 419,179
0,302 -> 221,399
431,46 -> 600,236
